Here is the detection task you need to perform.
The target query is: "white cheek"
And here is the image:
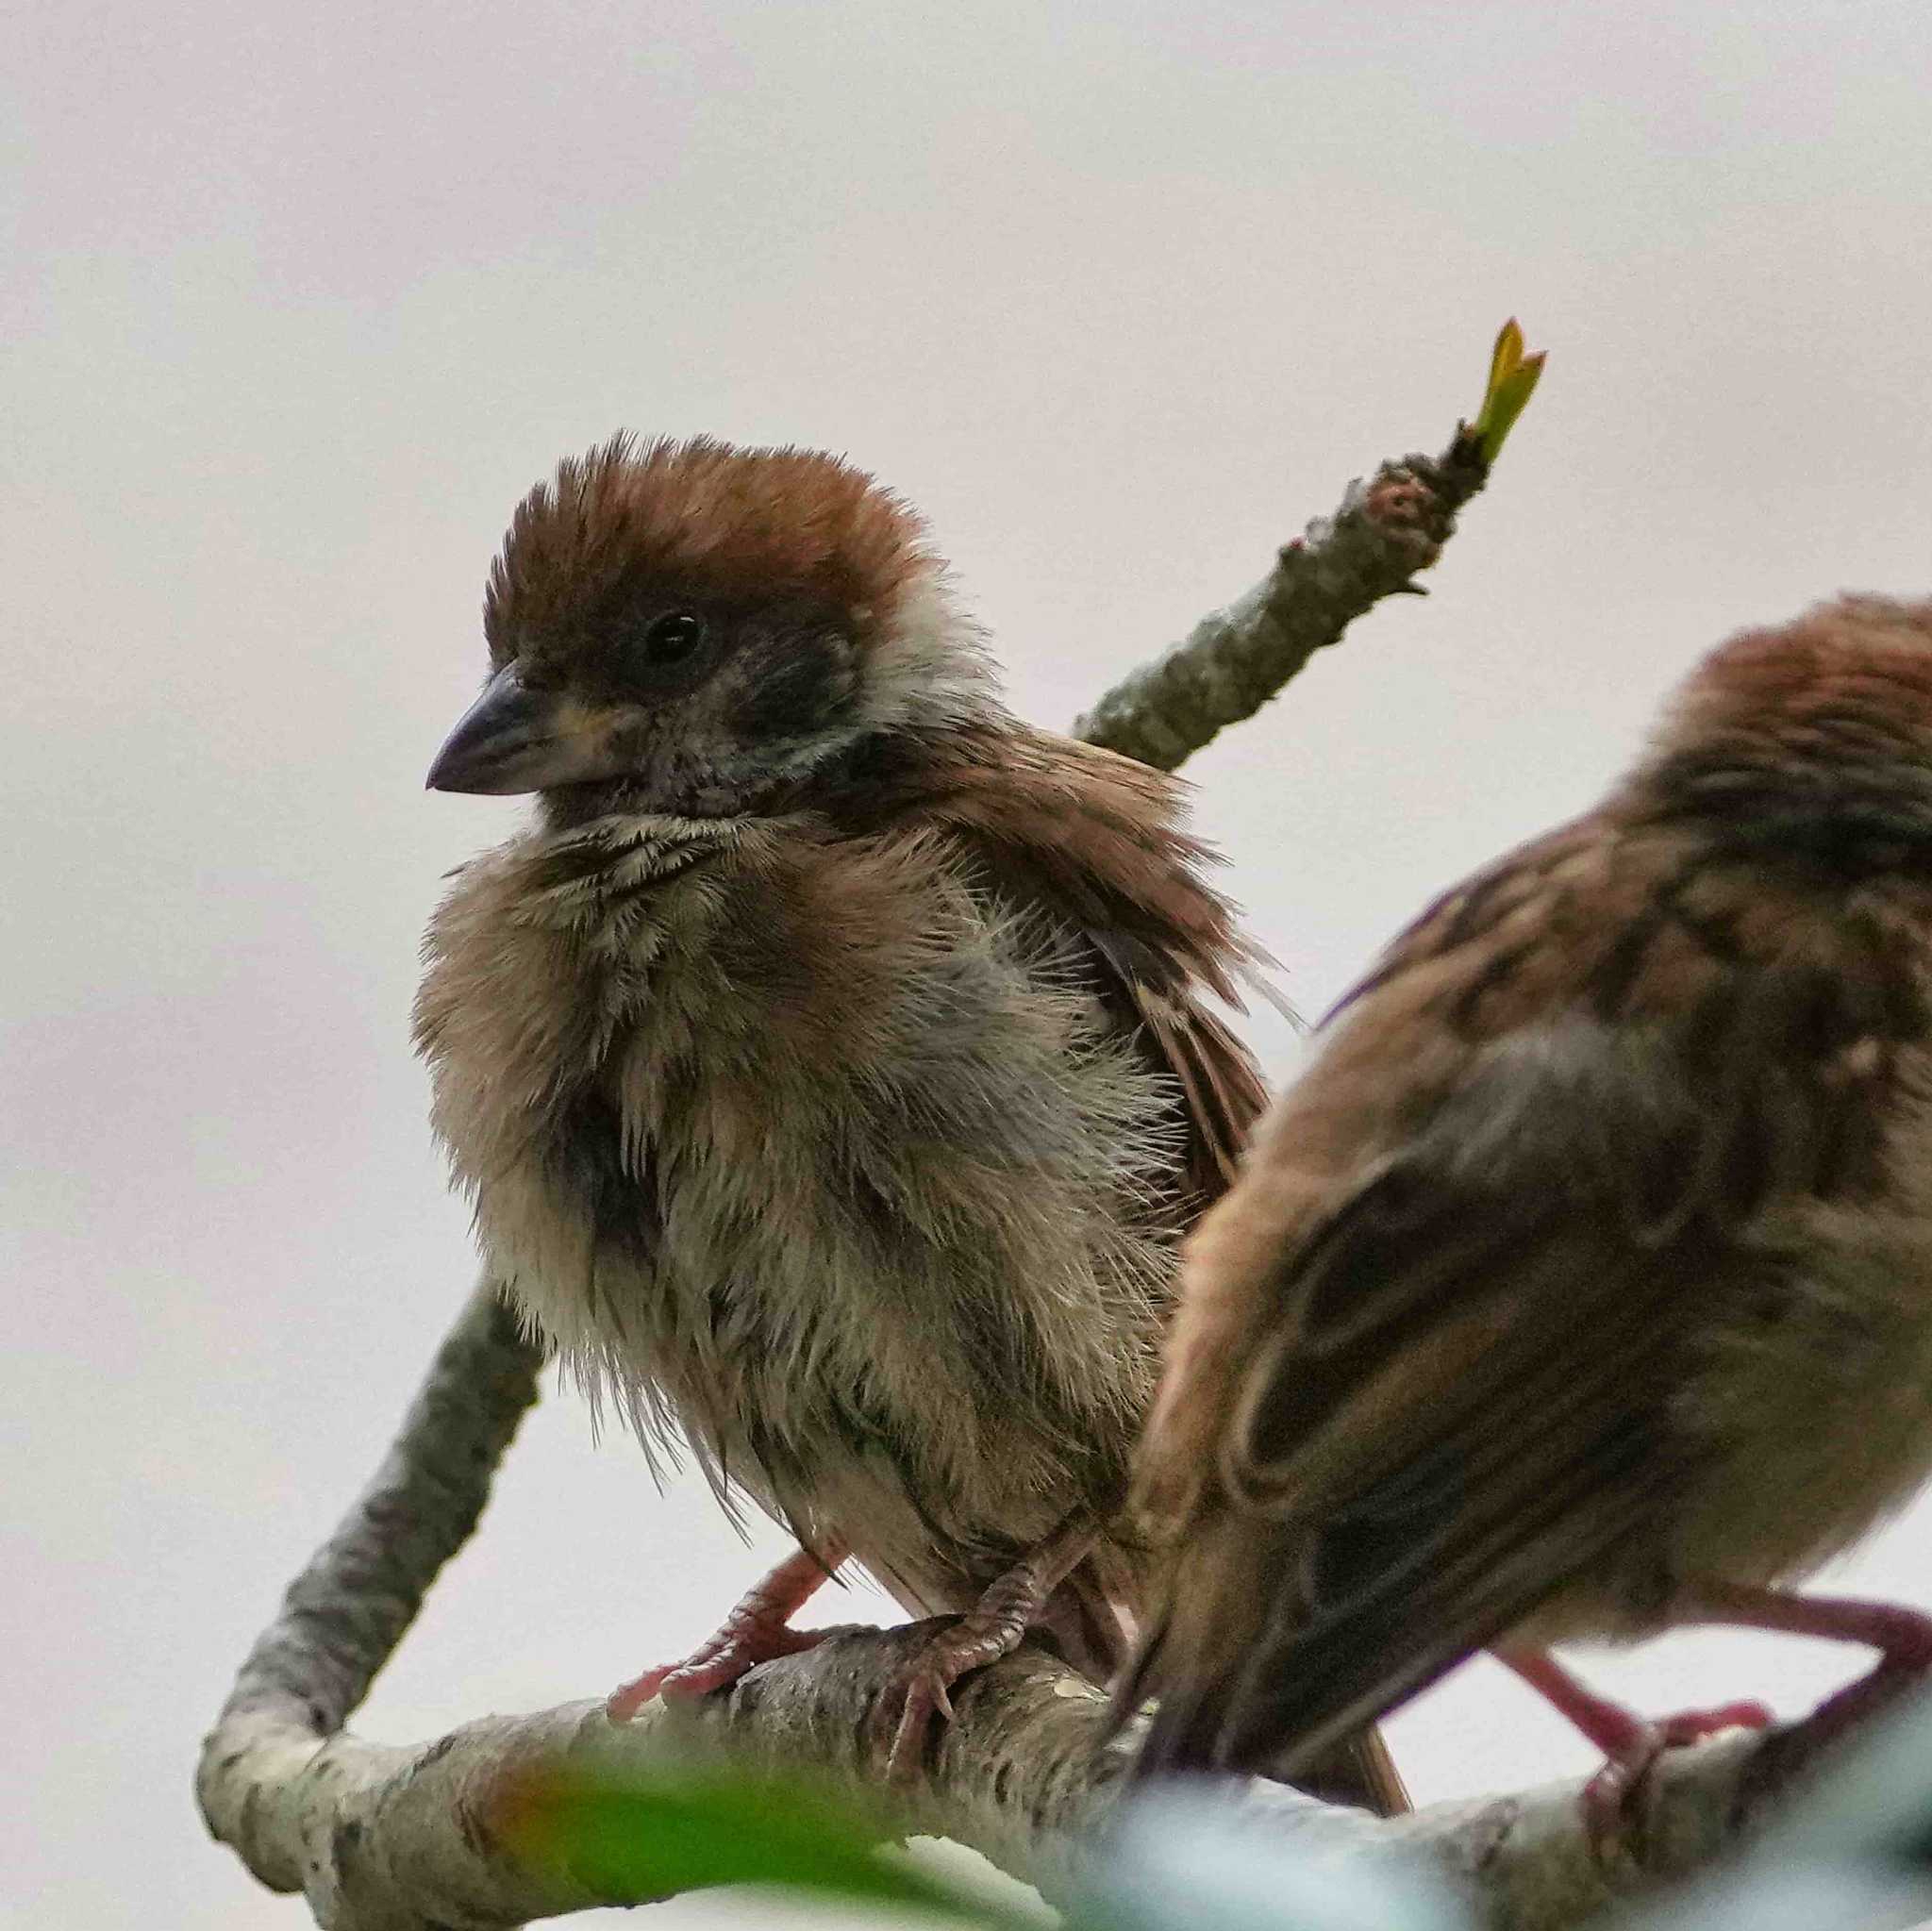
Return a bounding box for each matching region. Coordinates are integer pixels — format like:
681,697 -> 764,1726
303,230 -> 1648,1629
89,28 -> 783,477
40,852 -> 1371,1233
858,574 -> 1000,734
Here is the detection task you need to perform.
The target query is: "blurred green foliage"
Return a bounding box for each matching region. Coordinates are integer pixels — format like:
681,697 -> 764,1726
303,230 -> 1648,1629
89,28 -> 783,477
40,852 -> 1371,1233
497,1762 -> 1039,1925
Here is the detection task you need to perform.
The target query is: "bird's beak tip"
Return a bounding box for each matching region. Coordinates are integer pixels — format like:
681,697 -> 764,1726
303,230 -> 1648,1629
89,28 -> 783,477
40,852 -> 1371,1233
423,743 -> 475,793
425,666 -> 618,795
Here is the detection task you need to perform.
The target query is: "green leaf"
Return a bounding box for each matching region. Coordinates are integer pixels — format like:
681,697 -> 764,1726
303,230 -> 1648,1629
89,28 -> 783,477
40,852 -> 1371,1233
497,1764 -> 1039,1926
1465,317 -> 1547,464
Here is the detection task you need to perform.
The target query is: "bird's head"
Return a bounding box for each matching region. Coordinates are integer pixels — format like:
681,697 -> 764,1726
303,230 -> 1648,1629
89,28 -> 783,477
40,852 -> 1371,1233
1634,594 -> 1932,826
427,435 -> 996,813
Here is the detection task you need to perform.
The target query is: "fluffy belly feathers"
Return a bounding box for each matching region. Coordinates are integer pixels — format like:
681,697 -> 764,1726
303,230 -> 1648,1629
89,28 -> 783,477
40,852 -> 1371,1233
419,812 -> 1180,1605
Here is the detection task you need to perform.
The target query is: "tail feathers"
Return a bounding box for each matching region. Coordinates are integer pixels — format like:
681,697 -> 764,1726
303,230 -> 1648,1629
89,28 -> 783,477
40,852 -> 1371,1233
1049,1538 -> 1412,1816
1172,1488 -> 1653,1791
1123,1605 -> 1244,1778
1122,1521 -> 1411,1816
1299,1725 -> 1410,1817
1128,1606 -> 1412,1815
1217,1588 -> 1491,1788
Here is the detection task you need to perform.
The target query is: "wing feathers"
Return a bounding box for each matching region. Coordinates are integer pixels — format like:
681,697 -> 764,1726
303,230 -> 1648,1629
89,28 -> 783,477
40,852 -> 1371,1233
1130,824 -> 1923,1779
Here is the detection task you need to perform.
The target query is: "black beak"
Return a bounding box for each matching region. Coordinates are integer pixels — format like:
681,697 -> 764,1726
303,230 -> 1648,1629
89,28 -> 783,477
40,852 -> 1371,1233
426,665 -> 623,795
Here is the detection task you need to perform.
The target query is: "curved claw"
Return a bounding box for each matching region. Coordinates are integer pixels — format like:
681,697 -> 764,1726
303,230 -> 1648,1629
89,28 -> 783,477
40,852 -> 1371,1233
1580,1745 -> 1651,1854
878,1668 -> 958,1782
606,1662 -> 678,1722
871,1621 -> 1017,1781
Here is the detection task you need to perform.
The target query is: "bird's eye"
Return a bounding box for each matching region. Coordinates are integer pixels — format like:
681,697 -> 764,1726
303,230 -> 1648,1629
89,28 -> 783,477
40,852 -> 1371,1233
641,611 -> 706,665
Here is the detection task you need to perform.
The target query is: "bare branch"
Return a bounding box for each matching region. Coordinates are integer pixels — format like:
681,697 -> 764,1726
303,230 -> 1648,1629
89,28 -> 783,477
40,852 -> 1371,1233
202,1592 -> 1824,1931
198,1282 -> 542,1900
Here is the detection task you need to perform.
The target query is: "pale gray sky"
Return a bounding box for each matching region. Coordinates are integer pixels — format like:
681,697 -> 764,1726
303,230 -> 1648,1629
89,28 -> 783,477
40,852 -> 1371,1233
6,2 -> 1930,1924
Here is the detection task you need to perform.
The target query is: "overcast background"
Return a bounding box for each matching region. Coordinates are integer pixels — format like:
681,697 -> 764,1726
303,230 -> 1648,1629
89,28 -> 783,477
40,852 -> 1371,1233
7,2 -> 1931,1924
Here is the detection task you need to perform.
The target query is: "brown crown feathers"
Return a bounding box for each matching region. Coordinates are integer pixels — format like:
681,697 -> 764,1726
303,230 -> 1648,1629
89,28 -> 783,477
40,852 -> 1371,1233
482,434 -> 935,663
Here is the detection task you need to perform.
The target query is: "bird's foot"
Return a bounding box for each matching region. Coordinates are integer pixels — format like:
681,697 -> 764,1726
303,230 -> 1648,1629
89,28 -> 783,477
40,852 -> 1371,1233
870,1515 -> 1097,1782
1575,1700 -> 1774,1850
606,1542 -> 847,1722
1501,1648 -> 1772,1856
1674,1581 -> 1932,1809
869,1605 -> 1032,1783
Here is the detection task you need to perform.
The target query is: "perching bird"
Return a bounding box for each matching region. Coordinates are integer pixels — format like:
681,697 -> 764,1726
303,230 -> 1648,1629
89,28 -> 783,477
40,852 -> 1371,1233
412,433 -> 1407,1810
1123,593 -> 1932,1825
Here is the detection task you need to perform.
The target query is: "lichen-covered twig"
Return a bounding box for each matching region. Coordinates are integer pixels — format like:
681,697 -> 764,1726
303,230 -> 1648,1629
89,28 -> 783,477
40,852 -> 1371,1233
1074,321 -> 1540,773
1073,433 -> 1491,772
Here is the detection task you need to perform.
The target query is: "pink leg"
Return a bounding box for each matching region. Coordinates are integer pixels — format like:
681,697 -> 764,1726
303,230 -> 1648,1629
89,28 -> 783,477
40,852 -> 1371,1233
1499,1648 -> 1772,1848
1502,1583 -> 1932,1846
1678,1581 -> 1932,1665
607,1541 -> 852,1722
872,1513 -> 1097,1783
1677,1582 -> 1932,1764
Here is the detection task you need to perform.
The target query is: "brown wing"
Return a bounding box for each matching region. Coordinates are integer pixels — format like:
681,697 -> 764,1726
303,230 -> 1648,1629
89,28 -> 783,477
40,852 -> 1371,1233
908,723 -> 1272,1209
1129,812 -> 1921,1779
891,724 -> 1412,1810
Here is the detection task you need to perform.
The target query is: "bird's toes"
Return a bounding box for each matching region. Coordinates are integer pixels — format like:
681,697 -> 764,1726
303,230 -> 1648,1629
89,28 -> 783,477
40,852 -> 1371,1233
1579,1700 -> 1772,1856
1579,1731 -> 1664,1859
874,1618 -> 1025,1780
1654,1699 -> 1774,1748
879,1669 -> 951,1783
607,1620 -> 844,1722
605,1663 -> 677,1722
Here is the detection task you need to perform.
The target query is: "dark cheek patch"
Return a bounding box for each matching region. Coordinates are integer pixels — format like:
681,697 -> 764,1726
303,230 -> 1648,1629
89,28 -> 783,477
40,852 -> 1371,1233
731,632 -> 854,741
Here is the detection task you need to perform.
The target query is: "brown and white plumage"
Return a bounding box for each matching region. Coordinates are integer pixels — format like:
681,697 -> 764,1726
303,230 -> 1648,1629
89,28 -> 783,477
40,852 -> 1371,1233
1125,594 -> 1932,1813
414,434 -> 1406,1807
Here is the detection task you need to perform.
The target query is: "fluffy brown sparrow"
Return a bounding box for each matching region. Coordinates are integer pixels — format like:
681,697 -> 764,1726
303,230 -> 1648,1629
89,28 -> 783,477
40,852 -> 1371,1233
1123,593 -> 1932,1826
412,434 -> 1407,1809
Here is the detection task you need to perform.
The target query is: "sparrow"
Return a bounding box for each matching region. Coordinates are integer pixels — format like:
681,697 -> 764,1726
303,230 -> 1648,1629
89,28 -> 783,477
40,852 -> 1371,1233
412,433 -> 1408,1810
1122,592 -> 1932,1828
